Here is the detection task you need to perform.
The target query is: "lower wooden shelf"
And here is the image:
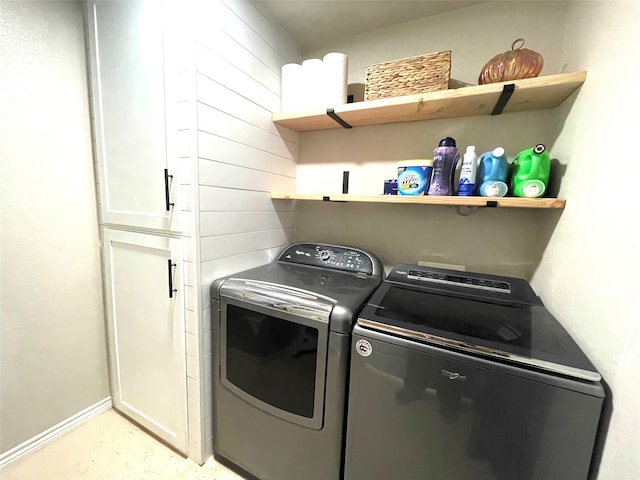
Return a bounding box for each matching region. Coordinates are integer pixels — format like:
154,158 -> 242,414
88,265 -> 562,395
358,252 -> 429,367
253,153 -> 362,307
271,192 -> 566,209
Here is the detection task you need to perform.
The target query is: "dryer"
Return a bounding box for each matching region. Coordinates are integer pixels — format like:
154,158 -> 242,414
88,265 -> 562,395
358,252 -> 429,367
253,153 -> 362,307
210,242 -> 383,480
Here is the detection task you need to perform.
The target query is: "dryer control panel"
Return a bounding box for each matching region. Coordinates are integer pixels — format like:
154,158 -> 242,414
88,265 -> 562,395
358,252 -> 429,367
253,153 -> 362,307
278,243 -> 381,276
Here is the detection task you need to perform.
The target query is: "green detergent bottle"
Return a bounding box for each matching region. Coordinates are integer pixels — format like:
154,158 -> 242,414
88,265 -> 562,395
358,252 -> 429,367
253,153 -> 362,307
511,144 -> 550,198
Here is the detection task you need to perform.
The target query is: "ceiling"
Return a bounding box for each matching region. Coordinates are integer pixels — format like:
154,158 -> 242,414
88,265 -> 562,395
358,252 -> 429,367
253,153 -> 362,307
251,1 -> 486,52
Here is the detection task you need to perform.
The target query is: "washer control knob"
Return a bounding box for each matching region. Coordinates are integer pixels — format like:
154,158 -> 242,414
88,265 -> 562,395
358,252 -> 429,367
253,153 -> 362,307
319,250 -> 331,261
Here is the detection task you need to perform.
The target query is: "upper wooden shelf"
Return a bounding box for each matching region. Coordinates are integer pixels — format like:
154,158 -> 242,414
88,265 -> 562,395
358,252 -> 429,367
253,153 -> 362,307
271,193 -> 566,209
272,71 -> 586,132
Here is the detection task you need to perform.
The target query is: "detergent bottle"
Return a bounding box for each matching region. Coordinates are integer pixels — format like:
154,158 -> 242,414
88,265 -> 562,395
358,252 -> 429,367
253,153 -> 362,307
427,137 -> 460,196
511,144 -> 550,198
477,147 -> 509,197
458,145 -> 478,196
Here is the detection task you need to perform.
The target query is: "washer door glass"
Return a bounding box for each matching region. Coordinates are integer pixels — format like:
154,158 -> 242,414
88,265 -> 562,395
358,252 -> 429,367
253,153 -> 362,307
221,300 -> 329,430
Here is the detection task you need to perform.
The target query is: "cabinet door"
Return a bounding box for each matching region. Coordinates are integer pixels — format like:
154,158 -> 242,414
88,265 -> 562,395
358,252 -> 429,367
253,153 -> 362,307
87,1 -> 180,232
103,228 -> 187,452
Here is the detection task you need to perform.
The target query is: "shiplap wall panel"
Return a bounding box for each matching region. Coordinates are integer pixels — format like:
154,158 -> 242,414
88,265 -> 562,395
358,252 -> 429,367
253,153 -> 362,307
180,185 -> 192,212
196,46 -> 279,113
199,160 -> 295,193
201,247 -> 284,285
194,0 -> 300,461
185,309 -> 198,335
178,129 -> 191,159
219,0 -> 299,65
199,211 -> 295,237
186,333 -> 198,362
184,285 -> 196,312
177,100 -> 192,131
183,234 -> 195,264
197,28 -> 280,95
197,2 -> 294,76
197,72 -> 275,132
183,260 -> 195,287
198,74 -> 297,143
202,308 -> 211,334
198,104 -> 296,159
176,71 -> 192,102
200,229 -> 294,262
198,132 -> 296,177
199,186 -> 295,213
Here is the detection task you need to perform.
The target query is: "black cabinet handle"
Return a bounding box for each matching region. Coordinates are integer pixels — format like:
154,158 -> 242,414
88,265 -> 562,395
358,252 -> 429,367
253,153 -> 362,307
164,169 -> 174,211
167,259 -> 177,298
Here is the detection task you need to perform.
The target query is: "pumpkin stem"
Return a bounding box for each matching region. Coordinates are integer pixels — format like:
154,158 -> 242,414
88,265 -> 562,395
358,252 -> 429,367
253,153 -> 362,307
511,38 -> 525,50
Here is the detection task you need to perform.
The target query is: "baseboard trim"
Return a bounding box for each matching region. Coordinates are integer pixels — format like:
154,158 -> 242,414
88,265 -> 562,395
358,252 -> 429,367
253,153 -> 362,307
0,397 -> 113,469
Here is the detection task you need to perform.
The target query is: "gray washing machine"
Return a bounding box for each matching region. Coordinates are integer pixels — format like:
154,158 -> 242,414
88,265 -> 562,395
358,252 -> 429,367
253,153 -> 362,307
345,264 -> 604,480
210,242 -> 383,480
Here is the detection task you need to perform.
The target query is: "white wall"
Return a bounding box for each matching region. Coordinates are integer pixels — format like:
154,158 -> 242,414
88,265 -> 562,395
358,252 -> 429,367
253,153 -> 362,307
533,2 -> 640,478
304,1 -> 568,87
0,0 -> 109,454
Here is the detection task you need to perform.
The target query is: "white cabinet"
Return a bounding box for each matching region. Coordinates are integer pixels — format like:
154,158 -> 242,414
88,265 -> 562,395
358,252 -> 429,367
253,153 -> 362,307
86,0 -> 188,455
87,0 -> 179,232
102,228 -> 187,452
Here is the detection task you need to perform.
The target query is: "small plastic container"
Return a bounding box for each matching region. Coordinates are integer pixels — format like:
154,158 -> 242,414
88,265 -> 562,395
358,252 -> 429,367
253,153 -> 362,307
397,159 -> 434,196
383,179 -> 398,195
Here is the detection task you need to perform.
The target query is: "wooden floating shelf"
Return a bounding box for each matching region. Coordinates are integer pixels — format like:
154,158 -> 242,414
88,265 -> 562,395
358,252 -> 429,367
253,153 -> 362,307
272,71 -> 586,132
271,193 -> 566,209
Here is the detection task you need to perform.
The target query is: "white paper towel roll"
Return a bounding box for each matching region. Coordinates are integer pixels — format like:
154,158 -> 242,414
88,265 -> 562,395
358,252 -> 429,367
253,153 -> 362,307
281,63 -> 302,113
323,52 -> 348,107
301,58 -> 324,110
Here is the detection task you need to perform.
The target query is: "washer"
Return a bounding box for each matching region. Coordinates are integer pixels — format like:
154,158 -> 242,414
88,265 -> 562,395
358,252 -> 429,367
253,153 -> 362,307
345,263 -> 605,480
210,242 -> 383,480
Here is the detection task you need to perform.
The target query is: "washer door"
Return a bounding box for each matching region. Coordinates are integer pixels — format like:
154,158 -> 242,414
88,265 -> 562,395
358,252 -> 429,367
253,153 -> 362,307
219,280 -> 334,430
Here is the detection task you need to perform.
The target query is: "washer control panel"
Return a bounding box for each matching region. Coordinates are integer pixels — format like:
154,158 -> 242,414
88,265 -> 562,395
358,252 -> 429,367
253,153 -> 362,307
278,243 -> 377,275
407,269 -> 511,293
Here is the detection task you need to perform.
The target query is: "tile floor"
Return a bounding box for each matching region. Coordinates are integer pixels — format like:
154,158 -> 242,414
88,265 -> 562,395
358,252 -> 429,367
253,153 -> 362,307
1,409 -> 245,480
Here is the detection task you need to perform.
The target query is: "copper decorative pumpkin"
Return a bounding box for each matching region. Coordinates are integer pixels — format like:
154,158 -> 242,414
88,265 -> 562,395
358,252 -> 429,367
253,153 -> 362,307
478,39 -> 544,85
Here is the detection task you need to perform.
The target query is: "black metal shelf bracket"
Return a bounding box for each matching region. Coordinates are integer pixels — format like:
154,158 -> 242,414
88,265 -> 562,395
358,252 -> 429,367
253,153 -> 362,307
326,108 -> 352,128
342,171 -> 349,194
321,195 -> 346,203
491,84 -> 515,115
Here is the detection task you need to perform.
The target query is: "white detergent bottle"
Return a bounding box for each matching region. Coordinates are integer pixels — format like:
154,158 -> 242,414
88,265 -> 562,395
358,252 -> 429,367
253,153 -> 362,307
458,145 -> 478,196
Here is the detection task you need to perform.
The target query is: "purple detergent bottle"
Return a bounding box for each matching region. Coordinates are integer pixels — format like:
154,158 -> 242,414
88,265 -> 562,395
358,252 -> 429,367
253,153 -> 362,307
427,137 -> 460,196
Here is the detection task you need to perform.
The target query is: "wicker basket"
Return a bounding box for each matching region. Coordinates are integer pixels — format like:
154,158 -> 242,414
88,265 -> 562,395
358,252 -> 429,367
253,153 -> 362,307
365,51 -> 451,101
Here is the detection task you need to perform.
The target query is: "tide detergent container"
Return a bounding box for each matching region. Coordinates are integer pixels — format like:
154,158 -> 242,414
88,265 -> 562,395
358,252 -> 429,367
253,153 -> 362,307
397,159 -> 433,195
478,147 -> 509,197
511,144 -> 550,198
428,137 -> 460,196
